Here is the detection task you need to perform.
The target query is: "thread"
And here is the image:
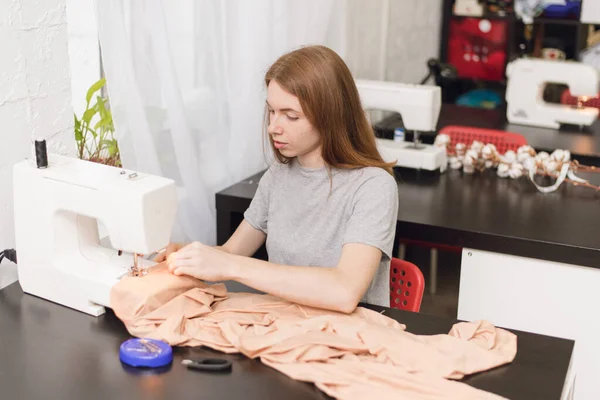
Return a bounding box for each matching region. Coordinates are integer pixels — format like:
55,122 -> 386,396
34,140 -> 48,169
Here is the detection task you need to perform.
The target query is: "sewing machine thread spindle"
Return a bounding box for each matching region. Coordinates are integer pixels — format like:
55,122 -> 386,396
34,140 -> 48,169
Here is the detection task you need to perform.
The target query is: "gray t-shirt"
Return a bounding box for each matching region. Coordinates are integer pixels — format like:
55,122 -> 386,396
243,159 -> 399,307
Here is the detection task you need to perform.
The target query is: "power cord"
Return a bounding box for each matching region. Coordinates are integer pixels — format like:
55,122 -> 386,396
0,249 -> 17,264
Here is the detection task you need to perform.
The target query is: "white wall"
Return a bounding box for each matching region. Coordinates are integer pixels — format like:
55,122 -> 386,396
0,0 -> 75,289
65,0 -> 100,116
346,0 -> 443,83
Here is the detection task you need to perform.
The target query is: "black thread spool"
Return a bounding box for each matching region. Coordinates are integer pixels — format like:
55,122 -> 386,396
35,140 -> 48,169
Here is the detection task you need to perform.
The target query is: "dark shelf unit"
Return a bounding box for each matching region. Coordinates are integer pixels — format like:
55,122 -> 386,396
439,0 -> 594,105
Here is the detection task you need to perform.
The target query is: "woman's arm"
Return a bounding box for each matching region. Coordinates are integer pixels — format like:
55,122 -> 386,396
219,220 -> 266,257
231,242 -> 381,313
154,220 -> 265,262
167,241 -> 382,313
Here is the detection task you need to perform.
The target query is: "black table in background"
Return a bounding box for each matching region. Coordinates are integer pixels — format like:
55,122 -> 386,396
375,104 -> 600,165
0,282 -> 573,400
217,168 -> 600,270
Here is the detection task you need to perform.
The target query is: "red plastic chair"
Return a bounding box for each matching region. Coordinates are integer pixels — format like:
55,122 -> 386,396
397,125 -> 528,295
560,89 -> 600,114
390,258 -> 425,312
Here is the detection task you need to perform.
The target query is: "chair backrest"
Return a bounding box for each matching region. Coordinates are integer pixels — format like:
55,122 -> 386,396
561,88 -> 600,113
390,258 -> 424,312
439,125 -> 528,155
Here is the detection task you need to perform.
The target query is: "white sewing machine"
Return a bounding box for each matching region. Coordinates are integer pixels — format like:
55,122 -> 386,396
506,58 -> 600,129
13,154 -> 177,316
356,79 -> 447,172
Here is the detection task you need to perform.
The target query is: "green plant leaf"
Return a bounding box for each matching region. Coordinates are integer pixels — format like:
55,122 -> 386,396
82,107 -> 97,125
100,139 -> 119,157
94,117 -> 111,131
96,96 -> 107,119
86,78 -> 106,105
74,131 -> 83,142
85,125 -> 98,139
74,114 -> 83,142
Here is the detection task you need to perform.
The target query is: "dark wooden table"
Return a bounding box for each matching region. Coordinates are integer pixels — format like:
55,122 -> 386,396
375,104 -> 600,165
0,282 -> 573,400
217,168 -> 600,270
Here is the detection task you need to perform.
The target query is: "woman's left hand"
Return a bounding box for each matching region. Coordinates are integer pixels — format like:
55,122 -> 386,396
166,241 -> 235,281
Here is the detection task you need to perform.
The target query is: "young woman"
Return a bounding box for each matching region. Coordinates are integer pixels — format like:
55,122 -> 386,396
157,45 -> 399,313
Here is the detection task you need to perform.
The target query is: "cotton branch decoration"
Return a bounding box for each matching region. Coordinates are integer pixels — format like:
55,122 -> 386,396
433,134 -> 600,193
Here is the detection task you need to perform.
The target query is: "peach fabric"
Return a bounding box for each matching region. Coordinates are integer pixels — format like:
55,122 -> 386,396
110,265 -> 517,399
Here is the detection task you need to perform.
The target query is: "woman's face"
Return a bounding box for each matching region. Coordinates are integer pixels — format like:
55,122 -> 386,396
266,80 -> 323,168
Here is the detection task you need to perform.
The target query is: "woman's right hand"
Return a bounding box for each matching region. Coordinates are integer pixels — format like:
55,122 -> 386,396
153,242 -> 187,262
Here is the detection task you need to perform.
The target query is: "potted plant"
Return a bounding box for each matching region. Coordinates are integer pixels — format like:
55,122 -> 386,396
73,78 -> 121,167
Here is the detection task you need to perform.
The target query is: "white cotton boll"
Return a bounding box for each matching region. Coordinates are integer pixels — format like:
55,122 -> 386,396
455,143 -> 467,156
463,164 -> 475,174
517,153 -> 530,163
544,159 -> 559,173
457,154 -> 465,162
434,134 -> 451,147
497,163 -> 510,178
517,151 -> 532,163
481,144 -> 496,160
463,155 -> 474,167
449,156 -> 462,170
509,169 -> 522,179
470,140 -> 484,153
466,149 -> 479,160
464,153 -> 478,170
508,163 -> 524,179
517,145 -> 535,156
551,149 -> 564,161
523,157 -> 537,172
536,151 -> 550,161
551,149 -> 570,163
502,150 -> 517,163
484,160 -> 494,169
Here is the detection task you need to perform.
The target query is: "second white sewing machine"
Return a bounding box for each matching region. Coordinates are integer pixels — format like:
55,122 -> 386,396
13,153 -> 177,316
506,58 -> 600,129
356,79 -> 447,172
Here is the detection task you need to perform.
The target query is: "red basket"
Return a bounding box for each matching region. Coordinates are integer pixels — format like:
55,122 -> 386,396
439,125 -> 528,154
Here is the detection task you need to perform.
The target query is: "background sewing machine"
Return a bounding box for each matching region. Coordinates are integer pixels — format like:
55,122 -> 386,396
356,79 -> 447,172
506,58 -> 600,129
13,154 -> 177,316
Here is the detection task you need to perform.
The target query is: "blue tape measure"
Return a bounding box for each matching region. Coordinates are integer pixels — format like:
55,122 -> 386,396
119,338 -> 173,368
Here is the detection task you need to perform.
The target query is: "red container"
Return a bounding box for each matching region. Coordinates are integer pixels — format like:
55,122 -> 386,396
447,17 -> 508,81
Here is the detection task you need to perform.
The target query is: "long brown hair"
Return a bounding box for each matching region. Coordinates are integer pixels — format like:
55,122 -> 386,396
264,45 -> 394,176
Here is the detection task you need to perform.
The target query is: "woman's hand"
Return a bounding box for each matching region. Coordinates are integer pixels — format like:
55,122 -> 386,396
153,242 -> 188,262
166,241 -> 236,281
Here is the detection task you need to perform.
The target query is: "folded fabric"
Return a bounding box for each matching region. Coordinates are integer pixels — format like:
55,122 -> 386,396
110,264 -> 517,399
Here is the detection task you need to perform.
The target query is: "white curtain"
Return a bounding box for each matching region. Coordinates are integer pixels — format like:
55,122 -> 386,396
95,0 -> 346,244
